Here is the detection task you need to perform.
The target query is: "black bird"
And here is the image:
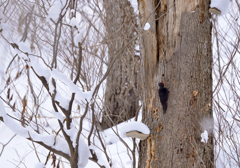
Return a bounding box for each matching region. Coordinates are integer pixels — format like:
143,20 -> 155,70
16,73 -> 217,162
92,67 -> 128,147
158,82 -> 169,114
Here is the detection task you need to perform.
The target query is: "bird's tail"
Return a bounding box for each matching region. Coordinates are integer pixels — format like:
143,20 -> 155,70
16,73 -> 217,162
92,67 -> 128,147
162,102 -> 167,114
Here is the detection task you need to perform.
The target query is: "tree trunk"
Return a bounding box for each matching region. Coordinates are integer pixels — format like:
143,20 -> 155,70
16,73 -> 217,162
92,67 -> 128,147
102,0 -> 140,129
138,0 -> 214,167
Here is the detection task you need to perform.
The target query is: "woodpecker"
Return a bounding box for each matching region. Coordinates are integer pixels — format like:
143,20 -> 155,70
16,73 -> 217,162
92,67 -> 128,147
158,82 -> 169,114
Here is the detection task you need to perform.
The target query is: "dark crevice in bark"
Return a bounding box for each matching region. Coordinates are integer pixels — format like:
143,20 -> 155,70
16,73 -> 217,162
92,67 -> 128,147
155,0 -> 161,63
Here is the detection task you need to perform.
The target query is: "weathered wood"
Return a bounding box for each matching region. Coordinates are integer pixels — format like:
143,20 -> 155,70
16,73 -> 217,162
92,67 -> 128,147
102,0 -> 140,129
138,0 -> 213,167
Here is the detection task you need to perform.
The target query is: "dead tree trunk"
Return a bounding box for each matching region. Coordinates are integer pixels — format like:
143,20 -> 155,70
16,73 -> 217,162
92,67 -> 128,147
138,0 -> 214,167
102,0 -> 140,129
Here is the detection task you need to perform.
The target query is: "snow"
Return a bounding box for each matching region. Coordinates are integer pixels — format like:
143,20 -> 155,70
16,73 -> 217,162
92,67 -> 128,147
0,99 -> 70,155
19,41 -> 32,53
35,162 -> 45,168
201,130 -> 208,143
129,0 -> 139,14
52,111 -> 64,122
55,91 -> 70,110
143,23 -> 150,30
89,144 -> 110,168
49,77 -> 55,94
51,69 -> 93,102
47,0 -> 63,22
70,17 -> 78,27
89,118 -> 144,167
3,0 -> 233,167
135,45 -> 139,50
201,117 -> 214,134
0,23 -> 11,33
22,60 -> 93,106
28,57 -> 51,82
0,23 -> 13,43
51,69 -> 78,93
119,121 -> 150,138
105,133 -> 120,145
19,52 -> 29,60
74,32 -> 83,44
52,137 -> 70,155
210,0 -> 230,15
78,138 -> 90,168
64,124 -> 77,146
71,9 -> 75,13
126,160 -> 133,166
0,124 -> 47,168
0,7 -> 4,20
0,100 -> 8,121
1,1 -> 115,168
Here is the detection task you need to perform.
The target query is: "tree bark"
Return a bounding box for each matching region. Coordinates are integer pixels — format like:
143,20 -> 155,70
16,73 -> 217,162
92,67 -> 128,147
102,0 -> 140,129
138,0 -> 214,167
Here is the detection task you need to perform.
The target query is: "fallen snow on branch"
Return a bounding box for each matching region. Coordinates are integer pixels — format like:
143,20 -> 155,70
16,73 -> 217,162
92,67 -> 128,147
51,69 -> 93,102
27,58 -> 93,105
55,91 -> 70,109
78,138 -> 90,168
28,57 -> 51,81
47,0 -> 63,22
201,130 -> 208,143
70,17 -> 78,27
89,144 -> 110,168
51,111 -> 64,123
144,23 -> 150,30
51,69 -> 79,93
64,124 -> 77,146
0,99 -> 70,155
